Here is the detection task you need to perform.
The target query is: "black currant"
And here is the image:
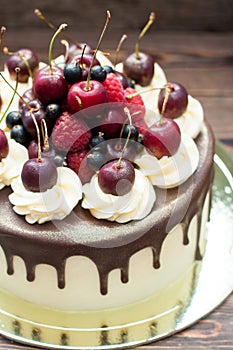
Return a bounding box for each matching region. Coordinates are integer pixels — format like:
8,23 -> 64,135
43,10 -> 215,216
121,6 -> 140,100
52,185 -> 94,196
90,132 -> 105,148
90,65 -> 107,82
46,104 -> 62,119
10,124 -> 29,146
122,124 -> 139,141
87,151 -> 107,172
64,62 -> 82,84
103,65 -> 114,74
6,111 -> 22,129
53,154 -> 65,167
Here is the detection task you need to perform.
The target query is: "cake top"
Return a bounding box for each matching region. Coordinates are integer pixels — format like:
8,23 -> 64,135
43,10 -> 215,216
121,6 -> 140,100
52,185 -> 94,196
0,11 -> 204,225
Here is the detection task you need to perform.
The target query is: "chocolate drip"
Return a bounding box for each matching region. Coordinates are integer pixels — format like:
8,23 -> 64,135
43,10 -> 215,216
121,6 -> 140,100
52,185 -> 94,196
0,123 -> 215,296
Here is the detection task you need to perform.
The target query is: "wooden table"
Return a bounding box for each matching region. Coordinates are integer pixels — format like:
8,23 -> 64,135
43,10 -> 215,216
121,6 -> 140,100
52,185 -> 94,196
0,29 -> 233,349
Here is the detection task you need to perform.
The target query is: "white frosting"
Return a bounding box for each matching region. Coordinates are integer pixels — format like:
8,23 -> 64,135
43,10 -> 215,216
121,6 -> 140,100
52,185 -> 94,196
82,169 -> 155,223
134,134 -> 199,189
9,167 -> 83,224
174,95 -> 204,139
0,138 -> 28,190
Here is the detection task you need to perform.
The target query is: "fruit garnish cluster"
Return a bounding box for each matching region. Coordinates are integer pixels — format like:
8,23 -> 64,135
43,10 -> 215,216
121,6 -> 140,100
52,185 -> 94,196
0,11 -> 203,224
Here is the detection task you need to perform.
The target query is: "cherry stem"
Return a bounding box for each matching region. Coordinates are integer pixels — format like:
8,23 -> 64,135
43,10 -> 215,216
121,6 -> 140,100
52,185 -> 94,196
114,34 -> 127,69
117,107 -> 132,169
86,10 -> 111,91
79,44 -> 87,69
0,26 -> 6,51
125,85 -> 166,100
0,68 -> 20,124
160,83 -> 171,125
3,46 -> 33,79
31,113 -> 42,162
34,9 -> 81,48
135,12 -> 155,59
60,39 -> 70,62
41,119 -> 50,151
48,23 -> 67,74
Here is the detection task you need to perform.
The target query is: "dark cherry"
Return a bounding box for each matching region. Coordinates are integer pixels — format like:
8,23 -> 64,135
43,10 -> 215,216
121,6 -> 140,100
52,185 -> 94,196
143,118 -> 181,159
114,71 -> 129,89
19,88 -> 35,109
21,99 -> 54,137
69,54 -> 100,80
105,139 -> 138,163
10,124 -> 29,146
123,52 -> 154,86
95,108 -> 125,139
6,110 -> 22,129
33,65 -> 68,105
0,130 -> 9,161
6,48 -> 39,83
28,140 -> 56,160
158,82 -> 188,119
98,159 -> 135,196
21,157 -> 58,192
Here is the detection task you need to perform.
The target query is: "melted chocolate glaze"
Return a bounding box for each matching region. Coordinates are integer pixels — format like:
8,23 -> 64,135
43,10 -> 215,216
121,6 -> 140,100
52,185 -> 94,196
0,123 -> 215,295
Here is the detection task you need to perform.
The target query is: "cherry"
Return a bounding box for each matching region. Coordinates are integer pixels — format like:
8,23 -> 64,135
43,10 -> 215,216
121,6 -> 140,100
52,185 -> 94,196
105,139 -> 138,163
143,118 -> 181,159
98,159 -> 135,196
69,53 -> 100,80
67,11 -> 110,114
28,139 -> 56,160
4,48 -> 39,83
32,24 -> 68,105
21,99 -> 53,137
123,13 -> 155,86
21,157 -> 58,192
158,82 -> 188,119
0,130 -> 9,161
19,88 -> 35,109
94,108 -> 125,139
114,71 -> 129,89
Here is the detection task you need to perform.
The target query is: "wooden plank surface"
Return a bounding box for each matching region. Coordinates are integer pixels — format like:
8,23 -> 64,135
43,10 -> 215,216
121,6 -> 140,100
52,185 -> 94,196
0,27 -> 232,349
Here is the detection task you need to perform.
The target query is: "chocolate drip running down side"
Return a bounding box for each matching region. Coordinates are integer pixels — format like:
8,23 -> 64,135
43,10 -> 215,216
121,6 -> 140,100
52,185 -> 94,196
0,123 -> 215,296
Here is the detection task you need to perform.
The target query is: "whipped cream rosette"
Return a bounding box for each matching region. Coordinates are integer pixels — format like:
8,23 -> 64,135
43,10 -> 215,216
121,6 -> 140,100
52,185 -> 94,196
82,168 -> 155,223
9,167 -> 83,224
0,137 -> 28,190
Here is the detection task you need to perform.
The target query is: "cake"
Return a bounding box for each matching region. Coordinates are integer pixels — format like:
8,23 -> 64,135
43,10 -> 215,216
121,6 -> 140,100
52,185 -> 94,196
0,12 -> 215,348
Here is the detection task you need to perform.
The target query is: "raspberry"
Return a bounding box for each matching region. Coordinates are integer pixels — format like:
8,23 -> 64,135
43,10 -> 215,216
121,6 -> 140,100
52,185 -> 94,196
67,149 -> 95,184
102,73 -> 125,103
52,112 -> 91,152
124,87 -> 146,121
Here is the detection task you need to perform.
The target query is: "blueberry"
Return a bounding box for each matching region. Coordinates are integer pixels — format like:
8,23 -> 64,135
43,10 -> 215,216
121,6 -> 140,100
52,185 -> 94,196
10,124 -> 29,146
121,124 -> 139,141
64,62 -> 82,84
87,151 -> 107,172
90,65 -> 107,82
53,154 -> 65,167
46,104 -> 62,119
6,111 -> 22,129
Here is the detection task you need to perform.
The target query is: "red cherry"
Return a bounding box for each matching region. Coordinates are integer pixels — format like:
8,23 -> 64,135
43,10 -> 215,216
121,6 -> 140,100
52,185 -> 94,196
98,159 -> 135,196
67,80 -> 107,114
158,82 -> 188,119
33,65 -> 68,105
21,157 -> 58,192
69,53 -> 100,80
144,118 -> 181,159
0,130 -> 9,161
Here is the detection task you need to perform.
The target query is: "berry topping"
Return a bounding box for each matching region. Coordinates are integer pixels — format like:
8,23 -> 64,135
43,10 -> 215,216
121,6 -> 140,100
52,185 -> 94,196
98,159 -> 135,196
46,103 -> 62,120
64,62 -> 82,84
144,118 -> 181,159
6,110 -> 22,129
90,65 -> 107,82
158,82 -> 188,119
124,87 -> 146,121
52,111 -> 91,152
0,130 -> 9,161
102,73 -> 125,103
10,124 -> 29,146
21,157 -> 58,192
67,149 -> 95,184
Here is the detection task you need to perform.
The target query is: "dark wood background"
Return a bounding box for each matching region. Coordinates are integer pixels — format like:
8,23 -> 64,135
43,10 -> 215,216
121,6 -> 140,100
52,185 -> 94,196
0,1 -> 233,349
